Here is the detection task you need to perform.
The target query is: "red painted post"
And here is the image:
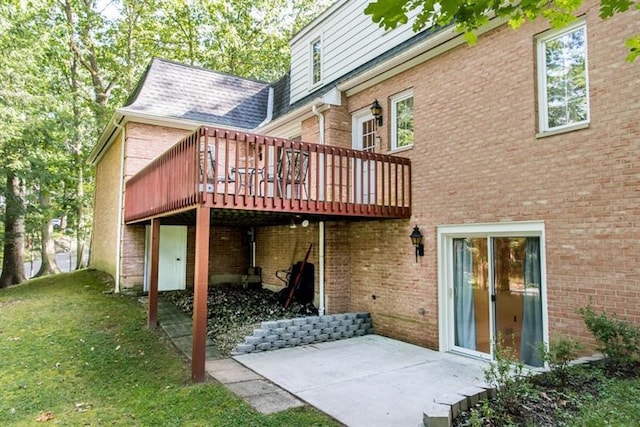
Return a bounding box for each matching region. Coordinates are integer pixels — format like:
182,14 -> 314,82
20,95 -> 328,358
192,206 -> 211,382
148,218 -> 160,329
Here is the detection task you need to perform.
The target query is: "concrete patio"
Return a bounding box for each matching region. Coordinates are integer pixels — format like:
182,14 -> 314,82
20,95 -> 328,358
234,334 -> 488,427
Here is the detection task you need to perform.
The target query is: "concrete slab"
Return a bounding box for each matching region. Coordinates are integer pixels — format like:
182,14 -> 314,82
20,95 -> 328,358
235,335 -> 487,427
243,389 -> 305,414
205,359 -> 262,384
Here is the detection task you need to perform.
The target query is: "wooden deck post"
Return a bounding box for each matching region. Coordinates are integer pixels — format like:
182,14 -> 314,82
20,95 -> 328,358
148,218 -> 160,329
192,206 -> 211,382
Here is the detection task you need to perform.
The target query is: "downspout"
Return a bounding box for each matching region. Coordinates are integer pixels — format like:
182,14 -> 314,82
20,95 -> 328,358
311,103 -> 326,315
112,118 -> 126,294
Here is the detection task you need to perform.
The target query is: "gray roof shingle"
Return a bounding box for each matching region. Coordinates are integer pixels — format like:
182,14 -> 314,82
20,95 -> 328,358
121,58 -> 270,129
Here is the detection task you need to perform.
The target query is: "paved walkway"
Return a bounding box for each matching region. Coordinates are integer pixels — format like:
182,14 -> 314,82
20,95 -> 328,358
156,297 -> 306,415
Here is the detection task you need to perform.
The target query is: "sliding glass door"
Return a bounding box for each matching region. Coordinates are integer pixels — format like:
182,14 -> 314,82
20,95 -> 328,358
446,227 -> 545,367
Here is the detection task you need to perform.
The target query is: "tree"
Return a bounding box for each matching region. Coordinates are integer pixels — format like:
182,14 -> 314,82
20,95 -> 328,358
364,0 -> 640,61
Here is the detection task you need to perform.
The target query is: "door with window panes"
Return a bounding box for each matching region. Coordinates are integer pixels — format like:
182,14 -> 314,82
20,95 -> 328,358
352,111 -> 376,204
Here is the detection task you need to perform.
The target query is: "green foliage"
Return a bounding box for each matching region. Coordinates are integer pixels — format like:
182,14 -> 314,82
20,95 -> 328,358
483,335 -> 532,422
577,303 -> 640,367
365,0 -> 640,61
538,336 -> 583,387
0,270 -> 338,426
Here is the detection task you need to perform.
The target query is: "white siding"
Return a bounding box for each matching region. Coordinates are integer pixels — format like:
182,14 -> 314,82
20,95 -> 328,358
289,0 -> 425,104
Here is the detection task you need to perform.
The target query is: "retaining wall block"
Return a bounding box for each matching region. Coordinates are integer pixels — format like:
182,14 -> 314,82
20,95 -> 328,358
256,342 -> 272,351
264,334 -> 279,343
354,318 -> 365,325
253,328 -> 269,337
289,337 -> 301,346
234,344 -> 255,354
347,324 -> 359,332
344,313 -> 356,320
315,333 -> 329,342
361,321 -> 372,330
343,330 -> 355,338
340,319 -> 354,326
423,402 -> 452,427
245,336 -> 263,346
292,318 -> 307,326
302,335 -> 315,344
281,332 -> 293,341
286,325 -> 299,333
322,327 -> 335,334
354,329 -> 366,336
329,320 -> 341,328
335,325 -> 347,334
278,319 -> 293,328
319,315 -> 334,322
435,393 -> 467,417
294,330 -> 309,338
334,314 -> 346,321
310,329 -> 322,337
300,323 -> 313,331
355,312 -> 370,319
315,322 -> 328,330
261,320 -> 279,329
273,340 -> 287,349
330,332 -> 343,340
274,327 -> 286,335
457,386 -> 489,408
307,316 -> 320,324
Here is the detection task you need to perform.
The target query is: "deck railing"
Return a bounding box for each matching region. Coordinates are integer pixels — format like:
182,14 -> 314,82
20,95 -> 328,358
124,127 -> 411,223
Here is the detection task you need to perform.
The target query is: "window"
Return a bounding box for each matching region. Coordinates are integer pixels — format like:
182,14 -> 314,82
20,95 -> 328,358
310,37 -> 322,86
537,20 -> 589,133
391,90 -> 414,150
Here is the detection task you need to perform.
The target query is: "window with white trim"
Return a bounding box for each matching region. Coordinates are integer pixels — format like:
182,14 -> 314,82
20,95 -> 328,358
537,20 -> 589,133
391,90 -> 414,150
310,37 -> 322,86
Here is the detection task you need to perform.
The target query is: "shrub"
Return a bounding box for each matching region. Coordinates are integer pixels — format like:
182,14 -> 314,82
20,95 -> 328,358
483,335 -> 532,422
577,303 -> 640,368
537,335 -> 583,387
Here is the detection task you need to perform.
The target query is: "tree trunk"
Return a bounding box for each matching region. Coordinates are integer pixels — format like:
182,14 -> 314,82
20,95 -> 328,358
75,159 -> 86,270
35,191 -> 61,277
0,173 -> 27,288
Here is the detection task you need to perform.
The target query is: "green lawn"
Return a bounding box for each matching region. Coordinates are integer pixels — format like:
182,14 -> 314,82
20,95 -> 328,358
0,270 -> 339,426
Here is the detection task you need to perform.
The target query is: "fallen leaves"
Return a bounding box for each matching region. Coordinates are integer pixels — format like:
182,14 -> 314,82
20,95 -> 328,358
35,412 -> 54,422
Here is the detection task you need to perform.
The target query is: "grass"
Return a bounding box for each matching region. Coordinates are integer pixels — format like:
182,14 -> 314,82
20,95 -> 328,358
569,377 -> 640,426
0,270 -> 339,426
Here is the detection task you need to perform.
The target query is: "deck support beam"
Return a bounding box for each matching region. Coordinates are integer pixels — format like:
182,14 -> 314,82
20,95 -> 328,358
192,206 -> 211,382
148,218 -> 160,329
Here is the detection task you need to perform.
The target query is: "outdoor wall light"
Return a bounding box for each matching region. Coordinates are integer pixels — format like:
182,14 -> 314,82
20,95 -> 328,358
410,225 -> 425,262
370,99 -> 383,126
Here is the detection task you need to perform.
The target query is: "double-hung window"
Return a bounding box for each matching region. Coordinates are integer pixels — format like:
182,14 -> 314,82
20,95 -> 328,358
310,37 -> 322,87
391,89 -> 414,150
537,20 -> 589,133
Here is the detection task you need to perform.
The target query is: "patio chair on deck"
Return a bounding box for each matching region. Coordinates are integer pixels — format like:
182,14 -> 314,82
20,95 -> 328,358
260,148 -> 309,198
200,146 -> 235,192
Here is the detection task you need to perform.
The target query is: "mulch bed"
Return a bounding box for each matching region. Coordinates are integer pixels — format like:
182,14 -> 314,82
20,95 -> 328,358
164,286 -> 309,356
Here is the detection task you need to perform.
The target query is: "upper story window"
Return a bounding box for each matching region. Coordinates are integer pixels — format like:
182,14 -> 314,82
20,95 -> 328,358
310,37 -> 322,86
537,20 -> 589,133
391,89 -> 414,150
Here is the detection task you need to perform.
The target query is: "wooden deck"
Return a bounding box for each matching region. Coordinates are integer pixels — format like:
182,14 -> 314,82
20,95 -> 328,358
124,127 -> 411,224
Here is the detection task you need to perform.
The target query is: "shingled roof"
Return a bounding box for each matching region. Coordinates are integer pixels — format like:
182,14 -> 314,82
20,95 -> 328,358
121,58 -> 271,130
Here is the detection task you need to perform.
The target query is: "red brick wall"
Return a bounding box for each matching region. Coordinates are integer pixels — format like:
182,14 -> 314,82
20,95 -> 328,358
287,5 -> 639,350
119,123 -> 192,287
185,226 -> 249,286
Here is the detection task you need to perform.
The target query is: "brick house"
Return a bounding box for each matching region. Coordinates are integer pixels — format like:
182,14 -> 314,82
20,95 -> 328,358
89,0 -> 639,380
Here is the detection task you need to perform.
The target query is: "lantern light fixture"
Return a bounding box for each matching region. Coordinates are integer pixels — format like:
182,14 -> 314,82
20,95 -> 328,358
410,225 -> 425,262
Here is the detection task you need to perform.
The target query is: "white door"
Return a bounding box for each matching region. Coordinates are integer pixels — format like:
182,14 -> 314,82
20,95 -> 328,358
352,110 -> 377,204
144,225 -> 187,292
